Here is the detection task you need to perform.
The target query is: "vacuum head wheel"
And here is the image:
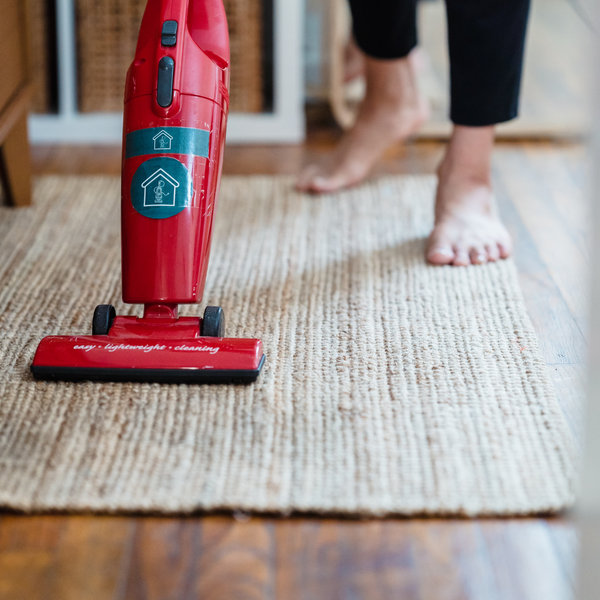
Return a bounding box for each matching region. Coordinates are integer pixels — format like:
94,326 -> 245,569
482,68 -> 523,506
92,305 -> 116,335
201,306 -> 225,337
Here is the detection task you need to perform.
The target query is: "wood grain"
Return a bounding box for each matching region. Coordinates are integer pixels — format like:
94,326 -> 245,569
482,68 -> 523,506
0,0 -> 32,207
1,111 -> 32,206
0,0 -> 28,113
494,146 -> 587,367
0,515 -> 577,600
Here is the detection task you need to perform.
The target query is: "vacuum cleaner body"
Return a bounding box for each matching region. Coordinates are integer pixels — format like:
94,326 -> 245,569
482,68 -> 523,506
31,0 -> 265,384
122,0 -> 229,305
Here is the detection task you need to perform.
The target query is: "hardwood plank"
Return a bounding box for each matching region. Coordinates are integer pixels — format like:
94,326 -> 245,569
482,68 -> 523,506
0,516 -> 135,600
194,517 -> 274,600
224,145 -> 304,176
337,521 -> 418,600
31,145 -> 122,177
546,518 -> 579,592
548,363 -> 586,441
493,143 -> 587,438
0,515 -> 64,551
442,522 -> 501,600
0,551 -> 54,600
124,517 -> 275,600
410,521 -> 469,600
273,520 -> 344,600
479,520 -> 573,600
495,145 -> 588,334
494,158 -> 587,366
274,520 -> 420,600
523,145 -> 587,250
0,515 -> 63,600
49,517 -> 133,600
124,518 -> 200,600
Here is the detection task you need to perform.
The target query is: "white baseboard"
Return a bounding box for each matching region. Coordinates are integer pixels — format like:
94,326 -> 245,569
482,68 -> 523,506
29,111 -> 306,145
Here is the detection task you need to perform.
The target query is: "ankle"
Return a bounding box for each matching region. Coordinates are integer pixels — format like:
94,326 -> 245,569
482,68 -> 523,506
363,55 -> 422,110
437,125 -> 495,188
435,169 -> 494,219
437,156 -> 492,189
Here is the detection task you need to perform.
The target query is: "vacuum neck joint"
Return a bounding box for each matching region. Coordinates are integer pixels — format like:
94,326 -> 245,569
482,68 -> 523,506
142,303 -> 179,321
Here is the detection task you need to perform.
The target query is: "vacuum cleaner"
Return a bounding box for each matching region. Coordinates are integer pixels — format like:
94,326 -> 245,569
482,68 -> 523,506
30,0 -> 265,384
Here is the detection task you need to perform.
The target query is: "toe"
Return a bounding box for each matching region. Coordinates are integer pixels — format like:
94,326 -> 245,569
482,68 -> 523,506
498,240 -> 512,259
427,245 -> 454,265
297,172 -> 355,194
497,231 -> 513,259
486,244 -> 500,262
311,175 -> 348,193
469,246 -> 487,265
452,247 -> 471,267
295,166 -> 319,192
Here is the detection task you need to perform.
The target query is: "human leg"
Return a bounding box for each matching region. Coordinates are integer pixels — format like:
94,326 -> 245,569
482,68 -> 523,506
296,0 -> 428,193
427,0 -> 530,265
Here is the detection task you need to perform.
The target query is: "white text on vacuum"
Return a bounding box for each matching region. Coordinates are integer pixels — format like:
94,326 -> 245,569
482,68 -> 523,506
174,345 -> 219,354
73,343 -> 220,354
105,343 -> 167,353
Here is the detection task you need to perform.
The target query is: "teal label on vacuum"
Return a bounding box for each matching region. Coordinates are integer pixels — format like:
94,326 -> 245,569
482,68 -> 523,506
130,157 -> 193,219
125,126 -> 209,159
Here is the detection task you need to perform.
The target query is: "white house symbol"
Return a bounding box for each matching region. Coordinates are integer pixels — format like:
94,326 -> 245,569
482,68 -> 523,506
141,169 -> 179,207
153,130 -> 173,150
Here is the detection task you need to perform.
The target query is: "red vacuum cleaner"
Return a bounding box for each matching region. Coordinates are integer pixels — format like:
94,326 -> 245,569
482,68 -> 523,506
31,0 -> 265,384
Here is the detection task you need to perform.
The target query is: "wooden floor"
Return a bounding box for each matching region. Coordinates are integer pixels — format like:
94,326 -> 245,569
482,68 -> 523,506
0,132 -> 586,600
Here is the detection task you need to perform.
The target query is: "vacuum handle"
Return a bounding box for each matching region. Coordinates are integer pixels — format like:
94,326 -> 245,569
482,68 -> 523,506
187,0 -> 230,68
126,0 -> 230,114
135,0 -> 230,66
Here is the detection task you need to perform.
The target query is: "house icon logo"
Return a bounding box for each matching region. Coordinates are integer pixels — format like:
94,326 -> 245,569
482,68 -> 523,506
153,130 -> 173,150
131,156 -> 192,220
141,169 -> 179,207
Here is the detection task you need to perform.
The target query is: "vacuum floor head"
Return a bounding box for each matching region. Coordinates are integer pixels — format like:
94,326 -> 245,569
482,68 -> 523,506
31,305 -> 264,384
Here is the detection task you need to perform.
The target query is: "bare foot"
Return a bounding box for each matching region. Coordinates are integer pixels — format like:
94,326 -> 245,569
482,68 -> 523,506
426,126 -> 512,266
297,55 -> 429,193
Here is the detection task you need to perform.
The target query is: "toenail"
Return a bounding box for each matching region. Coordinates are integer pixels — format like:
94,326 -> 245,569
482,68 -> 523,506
434,248 -> 453,257
476,254 -> 486,263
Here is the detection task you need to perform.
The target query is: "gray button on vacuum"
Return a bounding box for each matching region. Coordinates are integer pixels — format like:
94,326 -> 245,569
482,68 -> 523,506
157,56 -> 175,107
161,20 -> 178,46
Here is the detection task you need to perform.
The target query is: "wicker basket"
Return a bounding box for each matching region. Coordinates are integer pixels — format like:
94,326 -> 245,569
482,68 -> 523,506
223,0 -> 263,112
75,0 -> 146,112
75,0 -> 264,113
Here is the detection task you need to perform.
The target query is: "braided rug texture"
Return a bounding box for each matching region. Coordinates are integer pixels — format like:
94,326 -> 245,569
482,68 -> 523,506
0,176 -> 576,515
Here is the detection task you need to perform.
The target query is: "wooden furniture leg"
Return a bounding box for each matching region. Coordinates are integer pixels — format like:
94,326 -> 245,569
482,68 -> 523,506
0,112 -> 32,207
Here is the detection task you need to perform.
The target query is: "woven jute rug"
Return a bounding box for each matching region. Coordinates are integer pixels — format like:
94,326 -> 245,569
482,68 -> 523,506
0,176 -> 576,516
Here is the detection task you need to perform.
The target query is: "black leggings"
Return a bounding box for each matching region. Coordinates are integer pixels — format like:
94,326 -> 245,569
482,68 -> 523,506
347,0 -> 531,126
